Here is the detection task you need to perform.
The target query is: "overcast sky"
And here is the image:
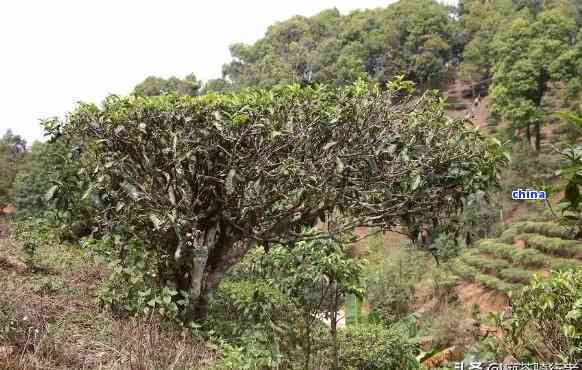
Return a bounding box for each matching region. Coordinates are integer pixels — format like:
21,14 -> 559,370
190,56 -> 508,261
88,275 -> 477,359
1,0 -> 455,144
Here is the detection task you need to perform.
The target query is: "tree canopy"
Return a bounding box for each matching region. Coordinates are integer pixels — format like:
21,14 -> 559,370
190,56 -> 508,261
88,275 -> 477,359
133,73 -> 201,97
54,80 -> 507,321
222,0 -> 460,90
489,8 -> 576,149
0,130 -> 27,205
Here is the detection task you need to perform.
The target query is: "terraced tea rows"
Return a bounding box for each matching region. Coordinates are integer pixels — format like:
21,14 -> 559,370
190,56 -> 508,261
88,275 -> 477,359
451,221 -> 582,296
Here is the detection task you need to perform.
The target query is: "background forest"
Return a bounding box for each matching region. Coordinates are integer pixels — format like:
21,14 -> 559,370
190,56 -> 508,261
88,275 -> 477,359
1,0 -> 582,369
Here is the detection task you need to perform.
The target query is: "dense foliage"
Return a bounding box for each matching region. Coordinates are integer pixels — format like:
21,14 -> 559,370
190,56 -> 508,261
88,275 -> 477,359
493,268 -> 582,364
460,0 -> 581,150
222,0 -> 460,90
9,0 -> 582,367
133,73 -> 201,97
0,130 -> 27,205
52,79 -> 505,323
336,323 -> 419,369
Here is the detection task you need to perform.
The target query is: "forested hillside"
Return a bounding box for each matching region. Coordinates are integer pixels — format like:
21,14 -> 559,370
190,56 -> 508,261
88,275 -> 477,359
2,0 -> 582,369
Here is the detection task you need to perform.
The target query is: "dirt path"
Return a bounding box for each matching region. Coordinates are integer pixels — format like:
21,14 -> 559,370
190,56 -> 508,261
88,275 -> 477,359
502,203 -> 530,225
444,76 -> 491,131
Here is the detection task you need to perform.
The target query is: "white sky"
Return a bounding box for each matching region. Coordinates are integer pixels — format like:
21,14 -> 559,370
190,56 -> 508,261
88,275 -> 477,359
0,0 -> 435,144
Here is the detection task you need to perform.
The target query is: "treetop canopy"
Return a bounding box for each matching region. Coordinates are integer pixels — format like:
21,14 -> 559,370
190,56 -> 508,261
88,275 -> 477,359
57,80 -> 507,245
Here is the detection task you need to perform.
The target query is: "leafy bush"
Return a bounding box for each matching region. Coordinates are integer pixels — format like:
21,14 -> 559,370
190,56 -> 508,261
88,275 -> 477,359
365,247 -> 427,324
475,236 -> 580,271
449,260 -> 480,282
485,274 -> 514,292
208,279 -> 295,342
460,253 -> 511,274
450,259 -> 522,293
10,217 -> 60,271
517,233 -> 582,258
476,240 -> 547,267
499,227 -> 518,244
497,268 -> 582,363
510,222 -> 575,240
337,323 -> 419,370
432,232 -> 464,262
12,139 -> 94,240
213,334 -> 285,370
99,239 -> 184,322
498,268 -> 533,284
56,78 -> 506,323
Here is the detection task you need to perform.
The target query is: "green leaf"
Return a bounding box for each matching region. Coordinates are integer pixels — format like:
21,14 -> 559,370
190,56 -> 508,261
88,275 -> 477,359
411,175 -> 421,191
44,185 -> 59,202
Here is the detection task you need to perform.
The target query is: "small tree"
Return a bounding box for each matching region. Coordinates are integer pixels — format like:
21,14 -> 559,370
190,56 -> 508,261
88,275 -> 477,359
492,268 -> 582,364
57,80 -> 507,322
0,129 -> 27,205
261,234 -> 363,370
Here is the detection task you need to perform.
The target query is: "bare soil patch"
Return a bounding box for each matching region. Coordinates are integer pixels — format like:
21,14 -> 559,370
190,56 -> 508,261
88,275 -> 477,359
454,281 -> 509,314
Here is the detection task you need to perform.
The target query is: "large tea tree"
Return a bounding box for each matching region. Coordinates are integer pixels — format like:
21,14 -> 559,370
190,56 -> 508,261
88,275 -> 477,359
59,80 -> 506,321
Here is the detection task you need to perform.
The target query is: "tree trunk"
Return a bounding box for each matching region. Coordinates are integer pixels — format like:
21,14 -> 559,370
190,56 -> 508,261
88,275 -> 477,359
526,124 -> 531,147
535,122 -> 542,153
171,223 -> 252,323
330,284 -> 339,370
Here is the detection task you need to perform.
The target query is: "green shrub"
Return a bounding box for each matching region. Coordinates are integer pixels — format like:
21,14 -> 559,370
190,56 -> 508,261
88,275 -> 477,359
212,332 -> 285,370
337,323 -> 419,370
476,240 -> 547,267
208,279 -> 295,342
499,227 -> 518,244
433,232 -> 463,262
460,253 -> 511,274
56,77 -> 507,325
475,273 -> 501,291
497,268 -> 582,363
498,268 -> 533,284
12,139 -> 95,238
449,260 -> 480,281
98,239 -> 183,322
10,217 -> 60,270
451,258 -> 524,293
511,222 -> 575,240
365,247 -> 427,324
518,233 -> 582,258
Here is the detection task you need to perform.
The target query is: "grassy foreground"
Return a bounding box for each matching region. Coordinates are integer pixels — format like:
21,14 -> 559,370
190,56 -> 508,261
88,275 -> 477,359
0,220 -> 215,370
